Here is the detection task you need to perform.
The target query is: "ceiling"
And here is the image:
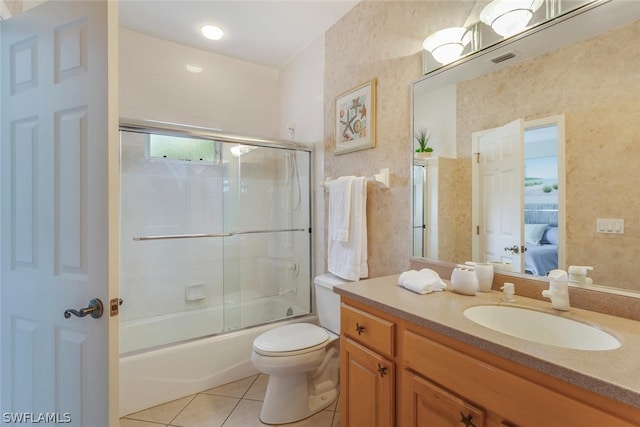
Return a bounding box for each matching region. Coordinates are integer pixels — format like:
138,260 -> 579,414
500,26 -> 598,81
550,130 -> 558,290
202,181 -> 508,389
118,1 -> 359,69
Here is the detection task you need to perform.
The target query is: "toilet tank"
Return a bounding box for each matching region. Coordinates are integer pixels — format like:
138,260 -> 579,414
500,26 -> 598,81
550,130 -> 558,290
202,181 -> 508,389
314,274 -> 347,334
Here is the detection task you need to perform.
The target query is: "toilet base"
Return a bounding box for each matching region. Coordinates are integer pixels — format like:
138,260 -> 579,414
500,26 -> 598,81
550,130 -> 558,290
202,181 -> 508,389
256,344 -> 339,425
259,373 -> 338,425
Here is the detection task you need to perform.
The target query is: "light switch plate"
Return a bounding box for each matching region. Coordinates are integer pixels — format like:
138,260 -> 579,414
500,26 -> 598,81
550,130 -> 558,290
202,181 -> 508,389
596,218 -> 624,234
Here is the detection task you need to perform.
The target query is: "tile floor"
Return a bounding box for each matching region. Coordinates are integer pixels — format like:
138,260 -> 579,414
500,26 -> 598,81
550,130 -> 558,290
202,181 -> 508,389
120,374 -> 340,427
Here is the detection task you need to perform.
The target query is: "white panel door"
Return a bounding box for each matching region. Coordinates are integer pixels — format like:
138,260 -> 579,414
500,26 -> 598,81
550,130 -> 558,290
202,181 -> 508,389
474,119 -> 524,272
1,1 -> 119,425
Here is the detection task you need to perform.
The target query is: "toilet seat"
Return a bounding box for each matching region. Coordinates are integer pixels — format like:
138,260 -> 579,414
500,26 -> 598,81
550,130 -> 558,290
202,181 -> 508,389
253,323 -> 329,357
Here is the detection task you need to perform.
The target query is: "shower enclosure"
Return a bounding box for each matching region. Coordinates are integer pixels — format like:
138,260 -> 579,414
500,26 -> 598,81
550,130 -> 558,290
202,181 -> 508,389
119,120 -> 312,354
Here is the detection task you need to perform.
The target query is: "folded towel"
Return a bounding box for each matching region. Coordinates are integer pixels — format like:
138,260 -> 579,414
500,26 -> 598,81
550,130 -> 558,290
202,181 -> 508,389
328,176 -> 354,242
397,269 -> 447,294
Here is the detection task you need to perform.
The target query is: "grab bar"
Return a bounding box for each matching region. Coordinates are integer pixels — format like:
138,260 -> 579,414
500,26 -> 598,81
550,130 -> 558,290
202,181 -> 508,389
133,228 -> 306,241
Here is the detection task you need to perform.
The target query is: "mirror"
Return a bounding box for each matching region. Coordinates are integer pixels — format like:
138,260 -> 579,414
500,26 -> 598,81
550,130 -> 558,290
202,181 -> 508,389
411,0 -> 640,294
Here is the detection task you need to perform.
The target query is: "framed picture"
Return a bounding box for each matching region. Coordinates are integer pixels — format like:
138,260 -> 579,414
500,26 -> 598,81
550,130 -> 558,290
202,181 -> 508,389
334,78 -> 376,155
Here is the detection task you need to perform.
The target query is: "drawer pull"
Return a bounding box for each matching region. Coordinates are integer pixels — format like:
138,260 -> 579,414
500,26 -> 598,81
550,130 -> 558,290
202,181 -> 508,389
377,364 -> 387,378
355,323 -> 366,335
460,412 -> 476,427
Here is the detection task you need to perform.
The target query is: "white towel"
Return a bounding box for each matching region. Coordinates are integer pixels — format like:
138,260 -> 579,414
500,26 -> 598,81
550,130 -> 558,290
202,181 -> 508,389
397,269 -> 447,294
328,177 -> 368,281
328,176 -> 354,242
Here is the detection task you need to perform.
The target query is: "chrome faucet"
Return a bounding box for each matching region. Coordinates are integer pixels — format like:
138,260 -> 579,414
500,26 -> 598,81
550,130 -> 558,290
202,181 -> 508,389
542,269 -> 570,311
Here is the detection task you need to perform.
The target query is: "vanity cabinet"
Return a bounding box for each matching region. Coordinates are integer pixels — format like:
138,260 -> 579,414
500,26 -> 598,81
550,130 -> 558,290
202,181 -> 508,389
339,297 -> 640,427
340,303 -> 395,427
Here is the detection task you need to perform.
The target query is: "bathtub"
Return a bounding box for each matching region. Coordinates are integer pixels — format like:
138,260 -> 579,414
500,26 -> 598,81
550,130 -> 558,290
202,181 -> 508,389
119,296 -> 313,416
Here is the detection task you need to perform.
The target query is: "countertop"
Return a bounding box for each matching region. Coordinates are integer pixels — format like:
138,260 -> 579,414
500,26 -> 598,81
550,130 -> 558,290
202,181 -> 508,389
333,274 -> 640,409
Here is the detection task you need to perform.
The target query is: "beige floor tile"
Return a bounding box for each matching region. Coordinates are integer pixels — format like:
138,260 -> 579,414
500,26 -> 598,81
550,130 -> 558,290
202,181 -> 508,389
202,375 -> 259,398
243,374 -> 269,401
120,419 -> 166,427
283,410 -> 335,427
170,394 -> 239,427
125,395 -> 195,424
221,399 -> 269,427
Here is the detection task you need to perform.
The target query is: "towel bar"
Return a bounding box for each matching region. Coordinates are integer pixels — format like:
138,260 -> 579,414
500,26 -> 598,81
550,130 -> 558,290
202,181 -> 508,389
322,168 -> 389,190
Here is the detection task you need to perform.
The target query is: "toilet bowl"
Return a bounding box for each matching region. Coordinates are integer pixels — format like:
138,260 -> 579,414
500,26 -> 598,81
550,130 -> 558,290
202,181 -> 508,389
251,273 -> 347,425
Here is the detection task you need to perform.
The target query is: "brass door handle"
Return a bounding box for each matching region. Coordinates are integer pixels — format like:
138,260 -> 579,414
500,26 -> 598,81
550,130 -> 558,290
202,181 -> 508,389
64,298 -> 104,319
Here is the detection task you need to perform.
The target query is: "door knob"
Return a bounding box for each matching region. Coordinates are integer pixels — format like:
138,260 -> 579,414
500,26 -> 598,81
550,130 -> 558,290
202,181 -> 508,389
64,298 -> 104,319
504,244 -> 527,254
504,244 -> 520,254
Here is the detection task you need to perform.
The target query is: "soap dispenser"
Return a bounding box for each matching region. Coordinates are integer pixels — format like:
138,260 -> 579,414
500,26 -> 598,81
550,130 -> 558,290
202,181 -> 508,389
542,269 -> 570,311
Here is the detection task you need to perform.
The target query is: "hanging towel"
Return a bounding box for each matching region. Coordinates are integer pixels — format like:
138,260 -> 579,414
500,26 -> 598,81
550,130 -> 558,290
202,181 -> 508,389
328,177 -> 368,281
328,176 -> 354,242
397,269 -> 447,294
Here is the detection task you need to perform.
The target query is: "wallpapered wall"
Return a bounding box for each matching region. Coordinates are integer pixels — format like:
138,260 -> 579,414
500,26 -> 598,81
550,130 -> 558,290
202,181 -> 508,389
323,1 -> 480,278
456,21 -> 640,290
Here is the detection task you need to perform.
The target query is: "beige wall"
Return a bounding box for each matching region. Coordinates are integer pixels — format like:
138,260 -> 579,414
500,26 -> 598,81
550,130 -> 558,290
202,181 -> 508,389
457,21 -> 640,290
323,1 -> 476,278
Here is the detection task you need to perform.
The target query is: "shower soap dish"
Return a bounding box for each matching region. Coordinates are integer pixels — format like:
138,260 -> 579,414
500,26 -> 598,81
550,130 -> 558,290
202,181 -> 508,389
186,283 -> 206,301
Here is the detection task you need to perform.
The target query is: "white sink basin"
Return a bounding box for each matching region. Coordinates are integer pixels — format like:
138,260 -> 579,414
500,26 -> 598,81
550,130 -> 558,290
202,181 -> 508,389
463,305 -> 621,351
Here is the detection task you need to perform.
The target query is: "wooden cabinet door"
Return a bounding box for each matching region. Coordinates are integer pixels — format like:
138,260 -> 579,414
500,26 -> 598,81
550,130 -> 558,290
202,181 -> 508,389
341,337 -> 394,427
402,370 -> 485,427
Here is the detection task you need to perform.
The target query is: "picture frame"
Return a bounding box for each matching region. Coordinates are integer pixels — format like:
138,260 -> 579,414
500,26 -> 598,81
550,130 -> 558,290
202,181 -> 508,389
334,78 -> 376,155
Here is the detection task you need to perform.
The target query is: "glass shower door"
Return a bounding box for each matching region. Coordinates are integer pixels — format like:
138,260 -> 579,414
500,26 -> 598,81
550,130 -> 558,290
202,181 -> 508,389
222,144 -> 311,331
119,126 -> 312,354
119,131 -> 227,353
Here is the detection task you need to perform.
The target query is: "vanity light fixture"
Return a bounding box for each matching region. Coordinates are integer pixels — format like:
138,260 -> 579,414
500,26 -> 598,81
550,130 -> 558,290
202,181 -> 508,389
480,0 -> 544,37
423,27 -> 472,65
200,24 -> 224,41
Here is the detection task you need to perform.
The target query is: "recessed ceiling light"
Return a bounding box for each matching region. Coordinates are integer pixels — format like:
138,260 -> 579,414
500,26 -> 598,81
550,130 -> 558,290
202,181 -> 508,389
200,24 -> 224,41
185,64 -> 203,73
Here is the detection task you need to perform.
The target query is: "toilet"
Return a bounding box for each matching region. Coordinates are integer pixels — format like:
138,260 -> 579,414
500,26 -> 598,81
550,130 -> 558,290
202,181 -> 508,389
251,273 -> 347,425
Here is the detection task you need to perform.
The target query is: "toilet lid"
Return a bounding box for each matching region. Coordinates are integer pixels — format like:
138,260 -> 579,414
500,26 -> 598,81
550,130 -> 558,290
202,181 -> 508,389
253,323 -> 329,353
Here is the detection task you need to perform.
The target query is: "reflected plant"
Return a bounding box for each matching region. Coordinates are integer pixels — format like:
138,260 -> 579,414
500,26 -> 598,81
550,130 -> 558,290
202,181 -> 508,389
414,129 -> 432,153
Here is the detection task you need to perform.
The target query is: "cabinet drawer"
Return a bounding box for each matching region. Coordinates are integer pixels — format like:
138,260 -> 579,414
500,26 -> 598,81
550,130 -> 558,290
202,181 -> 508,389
341,303 -> 394,357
